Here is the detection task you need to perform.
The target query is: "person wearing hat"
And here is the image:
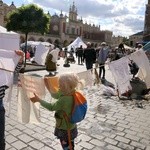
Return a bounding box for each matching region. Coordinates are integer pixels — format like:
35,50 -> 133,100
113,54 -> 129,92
97,42 -> 109,79
136,44 -> 143,51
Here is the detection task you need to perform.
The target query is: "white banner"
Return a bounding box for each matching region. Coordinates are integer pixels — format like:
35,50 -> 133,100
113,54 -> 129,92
18,74 -> 46,124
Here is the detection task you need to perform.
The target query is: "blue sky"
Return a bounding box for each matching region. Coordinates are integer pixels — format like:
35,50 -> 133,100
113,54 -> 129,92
4,0 -> 148,37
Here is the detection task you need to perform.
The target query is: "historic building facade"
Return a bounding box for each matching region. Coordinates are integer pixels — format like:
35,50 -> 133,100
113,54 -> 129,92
143,0 -> 150,41
0,1 -> 113,47
129,31 -> 143,47
0,1 -> 16,27
111,36 -> 124,48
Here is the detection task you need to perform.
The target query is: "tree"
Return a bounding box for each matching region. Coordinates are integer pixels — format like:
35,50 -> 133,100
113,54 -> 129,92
6,4 -> 50,67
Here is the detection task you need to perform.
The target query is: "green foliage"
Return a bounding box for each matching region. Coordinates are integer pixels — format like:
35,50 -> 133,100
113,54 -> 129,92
6,4 -> 50,35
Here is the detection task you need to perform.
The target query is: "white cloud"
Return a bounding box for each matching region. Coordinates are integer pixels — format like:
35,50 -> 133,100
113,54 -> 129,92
25,0 -> 147,37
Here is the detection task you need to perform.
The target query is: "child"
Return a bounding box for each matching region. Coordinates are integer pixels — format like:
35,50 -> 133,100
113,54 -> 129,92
0,50 -> 24,150
30,73 -> 83,150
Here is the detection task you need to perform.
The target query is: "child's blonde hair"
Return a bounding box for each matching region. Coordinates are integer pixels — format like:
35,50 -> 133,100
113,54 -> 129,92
59,72 -> 82,95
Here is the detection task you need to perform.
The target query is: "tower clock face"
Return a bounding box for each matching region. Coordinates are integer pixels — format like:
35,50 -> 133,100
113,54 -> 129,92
53,25 -> 58,31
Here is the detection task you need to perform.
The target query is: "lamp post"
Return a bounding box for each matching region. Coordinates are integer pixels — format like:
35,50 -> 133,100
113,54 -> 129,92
22,20 -> 27,68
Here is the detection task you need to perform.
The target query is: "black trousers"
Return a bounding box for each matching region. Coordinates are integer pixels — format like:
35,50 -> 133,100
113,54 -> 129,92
99,63 -> 105,78
0,101 -> 5,150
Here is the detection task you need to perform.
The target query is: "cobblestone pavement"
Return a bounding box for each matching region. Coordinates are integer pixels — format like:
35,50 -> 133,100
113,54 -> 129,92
4,59 -> 150,150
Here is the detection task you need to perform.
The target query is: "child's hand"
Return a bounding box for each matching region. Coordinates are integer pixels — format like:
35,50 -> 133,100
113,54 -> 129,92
30,93 -> 41,103
15,50 -> 24,63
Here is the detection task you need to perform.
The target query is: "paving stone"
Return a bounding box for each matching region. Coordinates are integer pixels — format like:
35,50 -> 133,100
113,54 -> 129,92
18,134 -> 34,143
129,122 -> 140,128
140,139 -> 150,145
125,133 -> 141,142
104,137 -> 118,145
90,139 -> 106,147
124,129 -> 137,135
115,136 -> 130,144
96,114 -> 106,118
113,115 -> 125,120
77,133 -> 92,141
117,119 -> 129,125
8,128 -> 22,136
23,128 -> 35,135
25,123 -> 37,129
74,144 -> 83,150
8,148 -> 17,150
5,124 -> 14,131
146,146 -> 150,150
106,145 -> 122,150
21,147 -> 35,150
33,126 -> 47,134
130,141 -> 146,149
116,131 -> 125,136
125,117 -> 136,123
5,143 -> 11,149
11,140 -> 27,149
137,133 -> 150,140
97,117 -> 107,122
6,134 -> 17,144
106,116 -> 117,121
40,146 -> 54,150
116,126 -> 124,132
130,126 -> 144,133
92,147 -> 105,150
91,134 -> 105,140
15,124 -> 27,130
79,141 -> 95,149
117,142 -> 135,150
117,123 -> 131,129
32,132 -> 46,140
105,119 -> 117,125
28,140 -> 45,149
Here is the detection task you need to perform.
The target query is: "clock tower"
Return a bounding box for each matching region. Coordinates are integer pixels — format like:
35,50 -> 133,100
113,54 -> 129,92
69,1 -> 77,21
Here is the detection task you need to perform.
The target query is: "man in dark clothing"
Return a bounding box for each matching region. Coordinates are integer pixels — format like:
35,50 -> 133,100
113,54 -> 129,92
118,43 -> 125,54
83,42 -> 96,70
77,45 -> 84,65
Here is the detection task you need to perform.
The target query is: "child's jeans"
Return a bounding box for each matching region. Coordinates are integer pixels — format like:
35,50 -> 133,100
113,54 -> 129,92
0,99 -> 5,150
60,139 -> 74,150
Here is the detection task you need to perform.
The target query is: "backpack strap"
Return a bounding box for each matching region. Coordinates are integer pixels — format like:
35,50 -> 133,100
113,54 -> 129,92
62,92 -> 77,150
63,112 -> 73,150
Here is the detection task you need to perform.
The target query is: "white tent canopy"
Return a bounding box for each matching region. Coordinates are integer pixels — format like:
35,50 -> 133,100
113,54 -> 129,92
66,37 -> 87,51
124,44 -> 133,50
0,26 -> 20,50
115,44 -> 133,50
21,41 -> 54,49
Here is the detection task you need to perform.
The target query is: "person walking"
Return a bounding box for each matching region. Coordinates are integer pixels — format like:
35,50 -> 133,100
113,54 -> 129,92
77,45 -> 84,65
97,42 -> 109,79
0,50 -> 24,150
83,42 -> 96,70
